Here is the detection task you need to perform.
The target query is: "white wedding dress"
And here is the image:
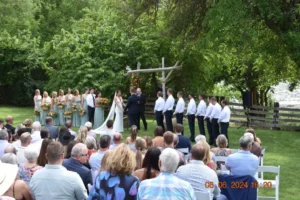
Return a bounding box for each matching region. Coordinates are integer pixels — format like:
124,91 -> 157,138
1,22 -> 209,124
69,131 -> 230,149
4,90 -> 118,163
113,97 -> 124,132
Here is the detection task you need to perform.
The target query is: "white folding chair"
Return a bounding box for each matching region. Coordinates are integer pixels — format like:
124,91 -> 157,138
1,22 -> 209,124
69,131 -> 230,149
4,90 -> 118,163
258,149 -> 266,179
195,191 -> 210,200
88,184 -> 92,193
257,166 -> 280,200
231,149 -> 239,154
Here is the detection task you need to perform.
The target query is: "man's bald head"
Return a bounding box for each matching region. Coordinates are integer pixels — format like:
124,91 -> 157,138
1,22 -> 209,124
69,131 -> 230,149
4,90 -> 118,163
191,143 -> 207,161
137,88 -> 142,94
113,132 -> 123,144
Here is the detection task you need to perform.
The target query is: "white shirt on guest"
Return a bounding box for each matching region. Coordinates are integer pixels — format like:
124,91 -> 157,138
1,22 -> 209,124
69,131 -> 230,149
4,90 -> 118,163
205,103 -> 214,119
186,98 -> 196,115
163,95 -> 175,113
86,93 -> 95,108
154,97 -> 165,112
69,129 -> 77,137
210,103 -> 222,120
17,146 -> 28,164
31,131 -> 42,144
196,100 -> 207,117
174,97 -> 185,114
218,106 -> 231,123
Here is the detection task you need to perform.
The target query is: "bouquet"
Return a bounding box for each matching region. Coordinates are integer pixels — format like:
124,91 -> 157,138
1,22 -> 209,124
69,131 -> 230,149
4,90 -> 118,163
97,98 -> 109,107
57,102 -> 66,109
41,103 -> 50,111
48,111 -> 57,117
72,105 -> 78,112
64,110 -> 72,118
34,109 -> 40,116
79,108 -> 86,116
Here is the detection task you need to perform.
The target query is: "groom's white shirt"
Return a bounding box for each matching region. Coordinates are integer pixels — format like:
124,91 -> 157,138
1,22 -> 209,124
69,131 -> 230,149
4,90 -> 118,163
87,94 -> 95,108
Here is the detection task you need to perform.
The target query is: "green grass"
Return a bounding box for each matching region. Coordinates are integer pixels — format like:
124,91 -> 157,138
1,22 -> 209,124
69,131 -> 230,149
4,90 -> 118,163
1,106 -> 299,200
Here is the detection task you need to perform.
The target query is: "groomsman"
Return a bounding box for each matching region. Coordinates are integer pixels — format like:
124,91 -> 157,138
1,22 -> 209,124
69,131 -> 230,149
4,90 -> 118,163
196,94 -> 206,136
186,93 -> 196,142
204,97 -> 214,145
218,99 -> 231,147
154,91 -> 165,131
125,88 -> 139,127
86,88 -> 95,123
174,91 -> 185,125
210,97 -> 222,147
163,88 -> 175,132
136,88 -> 148,131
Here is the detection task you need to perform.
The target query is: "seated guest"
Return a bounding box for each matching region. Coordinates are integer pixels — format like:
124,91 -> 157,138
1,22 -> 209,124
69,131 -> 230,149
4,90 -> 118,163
138,148 -> 196,199
99,150 -> 111,172
104,120 -> 115,140
225,135 -> 259,176
29,128 -> 51,154
144,136 -> 153,150
109,132 -> 123,150
58,127 -> 75,153
89,144 -> 139,199
126,125 -> 141,151
0,163 -> 32,200
176,143 -> 227,200
18,147 -> 43,185
30,142 -> 88,199
44,117 -> 59,140
4,145 -> 17,155
1,153 -> 18,164
163,131 -> 185,167
31,121 -> 42,144
246,128 -> 261,145
65,140 -> 79,159
198,140 -> 216,171
0,129 -> 9,158
5,116 -> 15,140
16,132 -> 31,164
245,130 -> 262,157
134,147 -> 161,181
211,134 -> 232,156
37,138 -> 53,167
23,119 -> 33,133
195,134 -> 206,143
135,138 -> 147,170
85,121 -> 97,141
152,126 -> 164,148
12,128 -> 28,149
85,136 -> 97,158
11,124 -> 25,143
65,120 -> 77,137
75,126 -> 88,143
174,124 -> 192,152
89,135 -> 110,170
63,143 -> 92,190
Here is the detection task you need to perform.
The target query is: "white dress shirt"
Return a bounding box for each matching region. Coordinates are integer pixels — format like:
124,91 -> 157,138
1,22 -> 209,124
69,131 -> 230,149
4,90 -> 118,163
86,93 -> 95,108
17,146 -> 28,164
186,98 -> 196,115
210,103 -> 222,120
205,103 -> 214,119
69,129 -> 77,137
174,97 -> 185,114
154,97 -> 165,112
163,95 -> 175,113
31,131 -> 42,144
196,100 -> 207,117
218,106 -> 231,123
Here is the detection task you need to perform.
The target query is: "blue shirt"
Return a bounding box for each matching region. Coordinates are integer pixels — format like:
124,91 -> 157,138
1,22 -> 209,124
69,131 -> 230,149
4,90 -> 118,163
138,172 -> 196,200
89,150 -> 106,170
225,150 -> 259,176
63,158 -> 92,190
176,134 -> 192,151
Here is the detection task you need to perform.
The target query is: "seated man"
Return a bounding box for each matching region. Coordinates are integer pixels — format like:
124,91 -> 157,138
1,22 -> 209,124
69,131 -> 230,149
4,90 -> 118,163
30,142 -> 87,200
174,124 -> 192,152
109,132 -> 123,150
138,148 -> 196,199
176,143 -> 227,200
63,143 -> 92,190
44,117 -> 59,140
89,135 -> 111,171
162,131 -> 185,167
225,135 -> 259,176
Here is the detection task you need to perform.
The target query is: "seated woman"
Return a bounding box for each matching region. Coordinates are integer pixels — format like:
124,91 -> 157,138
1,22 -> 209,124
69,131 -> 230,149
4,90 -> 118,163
23,119 -> 33,133
37,138 -> 53,167
89,144 -> 140,199
135,138 -> 147,170
85,136 -> 97,158
75,126 -> 88,144
152,126 -> 164,148
125,125 -> 141,151
18,147 -> 43,185
143,136 -> 153,150
246,128 -> 262,145
244,132 -> 262,157
198,140 -> 216,171
134,147 -> 161,181
211,134 -> 232,156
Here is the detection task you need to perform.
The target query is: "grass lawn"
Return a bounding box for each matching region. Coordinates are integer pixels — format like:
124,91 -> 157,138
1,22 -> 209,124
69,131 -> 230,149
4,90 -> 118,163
1,106 -> 299,200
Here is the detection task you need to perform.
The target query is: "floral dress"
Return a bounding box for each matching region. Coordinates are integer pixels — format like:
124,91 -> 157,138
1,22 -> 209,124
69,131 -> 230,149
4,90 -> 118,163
18,165 -> 43,186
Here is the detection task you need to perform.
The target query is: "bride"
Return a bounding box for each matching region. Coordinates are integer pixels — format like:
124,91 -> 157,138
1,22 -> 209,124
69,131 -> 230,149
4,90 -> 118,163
113,90 -> 124,132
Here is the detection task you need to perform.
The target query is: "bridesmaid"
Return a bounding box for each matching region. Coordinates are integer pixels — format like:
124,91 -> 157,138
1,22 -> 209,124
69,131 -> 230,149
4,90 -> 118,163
33,89 -> 42,123
51,91 -> 59,126
94,91 -> 104,129
72,89 -> 81,127
58,89 -> 66,126
41,91 -> 52,125
81,88 -> 89,126
66,88 -> 73,110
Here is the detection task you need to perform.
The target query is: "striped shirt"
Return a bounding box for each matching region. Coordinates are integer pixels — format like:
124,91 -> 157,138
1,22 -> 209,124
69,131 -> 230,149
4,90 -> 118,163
138,172 -> 196,200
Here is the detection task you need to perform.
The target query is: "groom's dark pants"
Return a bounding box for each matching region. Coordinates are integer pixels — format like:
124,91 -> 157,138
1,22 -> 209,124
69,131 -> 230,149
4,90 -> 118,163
128,114 -> 137,127
88,106 -> 95,123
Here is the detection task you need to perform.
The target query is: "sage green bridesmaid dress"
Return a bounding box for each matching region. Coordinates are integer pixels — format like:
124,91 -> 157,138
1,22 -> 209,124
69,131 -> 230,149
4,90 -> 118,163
72,96 -> 81,127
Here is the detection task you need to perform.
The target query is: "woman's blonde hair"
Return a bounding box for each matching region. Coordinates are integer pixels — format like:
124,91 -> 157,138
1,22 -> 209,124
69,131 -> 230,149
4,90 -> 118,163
197,140 -> 211,165
100,150 -> 111,172
52,91 -> 57,97
59,89 -> 64,95
130,125 -> 138,142
23,119 -> 33,127
216,134 -> 228,148
135,138 -> 146,170
106,144 -> 136,175
75,126 -> 88,143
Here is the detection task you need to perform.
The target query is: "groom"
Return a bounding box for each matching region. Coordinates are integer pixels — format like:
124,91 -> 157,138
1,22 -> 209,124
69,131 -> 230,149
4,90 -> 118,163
125,88 -> 139,127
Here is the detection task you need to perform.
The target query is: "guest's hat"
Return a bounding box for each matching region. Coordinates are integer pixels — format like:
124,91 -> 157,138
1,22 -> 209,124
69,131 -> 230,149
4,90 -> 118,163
59,131 -> 75,145
0,163 -> 18,196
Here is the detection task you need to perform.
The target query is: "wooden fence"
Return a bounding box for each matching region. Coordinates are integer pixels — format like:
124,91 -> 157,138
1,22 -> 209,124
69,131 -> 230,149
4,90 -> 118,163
125,97 -> 300,131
